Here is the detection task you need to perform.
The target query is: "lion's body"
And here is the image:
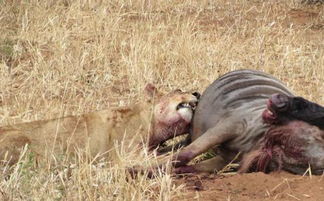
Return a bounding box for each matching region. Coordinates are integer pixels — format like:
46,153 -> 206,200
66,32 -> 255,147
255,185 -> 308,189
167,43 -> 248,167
0,105 -> 149,164
0,86 -> 198,165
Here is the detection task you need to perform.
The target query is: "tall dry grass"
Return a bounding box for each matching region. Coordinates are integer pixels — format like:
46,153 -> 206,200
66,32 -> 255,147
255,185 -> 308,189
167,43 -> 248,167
0,0 -> 323,200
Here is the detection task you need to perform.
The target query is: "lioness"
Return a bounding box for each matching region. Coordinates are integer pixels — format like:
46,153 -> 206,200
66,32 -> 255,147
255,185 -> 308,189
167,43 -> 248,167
0,84 -> 199,165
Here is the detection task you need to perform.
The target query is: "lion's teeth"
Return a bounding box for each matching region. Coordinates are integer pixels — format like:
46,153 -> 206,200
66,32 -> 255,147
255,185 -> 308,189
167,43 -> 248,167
180,102 -> 196,109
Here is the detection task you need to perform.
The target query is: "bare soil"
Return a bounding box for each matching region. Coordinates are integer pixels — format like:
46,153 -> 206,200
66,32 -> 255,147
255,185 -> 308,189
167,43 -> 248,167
173,172 -> 324,201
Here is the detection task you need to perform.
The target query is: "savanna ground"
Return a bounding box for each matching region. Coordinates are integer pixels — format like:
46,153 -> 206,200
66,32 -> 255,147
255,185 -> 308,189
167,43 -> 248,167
0,0 -> 323,200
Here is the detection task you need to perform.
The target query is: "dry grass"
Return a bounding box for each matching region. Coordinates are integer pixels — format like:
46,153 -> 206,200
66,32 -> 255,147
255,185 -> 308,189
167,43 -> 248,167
0,0 -> 323,200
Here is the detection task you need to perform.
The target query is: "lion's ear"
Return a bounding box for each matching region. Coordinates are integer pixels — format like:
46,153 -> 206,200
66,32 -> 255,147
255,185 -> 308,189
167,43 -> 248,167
145,83 -> 157,97
144,83 -> 162,98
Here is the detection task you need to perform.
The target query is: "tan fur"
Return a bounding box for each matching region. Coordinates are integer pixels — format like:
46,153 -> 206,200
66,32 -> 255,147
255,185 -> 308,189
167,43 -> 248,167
0,85 -> 198,165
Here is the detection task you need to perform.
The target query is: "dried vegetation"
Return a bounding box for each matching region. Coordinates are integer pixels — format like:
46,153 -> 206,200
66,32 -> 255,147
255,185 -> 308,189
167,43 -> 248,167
0,0 -> 323,200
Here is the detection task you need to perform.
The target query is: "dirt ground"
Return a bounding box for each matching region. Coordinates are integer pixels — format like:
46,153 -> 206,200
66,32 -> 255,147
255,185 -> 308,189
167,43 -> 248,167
172,171 -> 324,201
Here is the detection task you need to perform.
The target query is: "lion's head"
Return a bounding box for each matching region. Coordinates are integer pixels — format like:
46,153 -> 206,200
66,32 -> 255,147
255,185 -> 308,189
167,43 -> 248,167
144,84 -> 200,151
